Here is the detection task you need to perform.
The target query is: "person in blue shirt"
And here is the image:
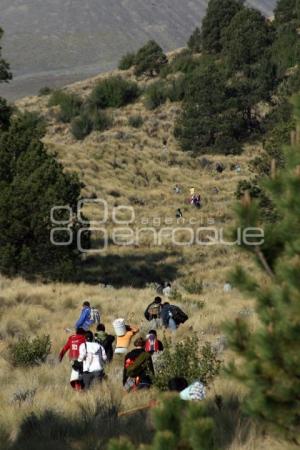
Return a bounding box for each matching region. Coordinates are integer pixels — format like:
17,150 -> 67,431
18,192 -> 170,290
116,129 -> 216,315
75,301 -> 93,331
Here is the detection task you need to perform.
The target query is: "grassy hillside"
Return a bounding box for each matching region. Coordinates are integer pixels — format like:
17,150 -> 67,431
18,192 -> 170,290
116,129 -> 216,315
0,57 -> 287,449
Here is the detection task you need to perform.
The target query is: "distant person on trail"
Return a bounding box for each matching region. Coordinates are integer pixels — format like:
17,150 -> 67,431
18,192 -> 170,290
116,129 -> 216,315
95,323 -> 115,362
145,330 -> 164,353
144,296 -> 162,328
193,194 -> 201,209
216,162 -> 225,173
114,324 -> 139,355
78,331 -> 107,389
123,337 -> 154,392
59,327 -> 86,391
176,208 -> 183,219
174,184 -> 182,194
75,301 -> 94,331
162,282 -> 172,297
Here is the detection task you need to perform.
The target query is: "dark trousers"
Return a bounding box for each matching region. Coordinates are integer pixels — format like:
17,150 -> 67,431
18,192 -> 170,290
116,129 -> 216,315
82,370 -> 104,389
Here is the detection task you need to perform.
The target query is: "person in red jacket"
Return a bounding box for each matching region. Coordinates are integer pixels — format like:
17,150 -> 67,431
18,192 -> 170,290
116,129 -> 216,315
59,328 -> 86,390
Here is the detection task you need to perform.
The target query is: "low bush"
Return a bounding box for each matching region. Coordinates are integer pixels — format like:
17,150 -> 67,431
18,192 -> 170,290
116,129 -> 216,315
118,52 -> 136,70
71,113 -> 93,140
182,277 -> 203,295
38,86 -> 52,96
48,90 -> 82,123
144,80 -> 168,110
153,335 -> 221,391
160,50 -> 200,78
48,89 -> 66,106
89,76 -> 140,109
128,115 -> 143,128
92,110 -> 113,132
9,335 -> 51,367
166,76 -> 186,102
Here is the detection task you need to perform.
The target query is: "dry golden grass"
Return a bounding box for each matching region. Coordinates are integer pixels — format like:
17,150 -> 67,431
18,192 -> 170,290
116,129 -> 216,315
1,67 -> 284,449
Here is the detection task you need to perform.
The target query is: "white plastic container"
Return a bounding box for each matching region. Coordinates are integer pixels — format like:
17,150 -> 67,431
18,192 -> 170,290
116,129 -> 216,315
113,318 -> 126,337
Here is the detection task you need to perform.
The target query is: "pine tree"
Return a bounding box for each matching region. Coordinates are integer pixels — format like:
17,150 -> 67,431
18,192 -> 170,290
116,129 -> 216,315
201,0 -> 244,53
272,0 -> 300,76
227,96 -> 300,444
134,41 -> 168,77
187,27 -> 202,53
108,397 -> 215,450
221,7 -> 273,72
0,27 -> 12,83
0,112 -> 90,280
175,58 -> 245,155
0,28 -> 12,131
274,0 -> 300,25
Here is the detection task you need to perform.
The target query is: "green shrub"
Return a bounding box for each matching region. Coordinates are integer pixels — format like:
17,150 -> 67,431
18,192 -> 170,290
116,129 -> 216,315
58,94 -> 82,123
153,336 -> 221,391
89,76 -> 139,109
92,110 -> 113,132
71,113 -> 93,140
144,80 -> 168,110
48,90 -> 67,106
9,335 -> 51,367
48,90 -> 82,123
187,27 -> 202,53
182,277 -> 203,295
128,115 -> 143,128
38,86 -> 52,96
134,40 -> 168,77
166,76 -> 186,102
160,51 -> 201,78
118,52 -> 136,70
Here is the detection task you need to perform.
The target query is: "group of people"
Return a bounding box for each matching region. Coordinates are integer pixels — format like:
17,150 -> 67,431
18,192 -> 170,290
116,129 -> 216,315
59,297 -> 188,393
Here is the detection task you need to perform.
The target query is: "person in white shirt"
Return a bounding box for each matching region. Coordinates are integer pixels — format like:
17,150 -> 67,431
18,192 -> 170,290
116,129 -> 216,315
78,331 -> 107,389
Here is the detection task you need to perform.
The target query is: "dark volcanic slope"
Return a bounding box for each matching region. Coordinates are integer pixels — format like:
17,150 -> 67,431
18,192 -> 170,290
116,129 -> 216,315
0,0 -> 276,99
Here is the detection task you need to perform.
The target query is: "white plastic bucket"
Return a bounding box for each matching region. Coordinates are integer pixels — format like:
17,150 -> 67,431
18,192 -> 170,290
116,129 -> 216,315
113,318 -> 126,337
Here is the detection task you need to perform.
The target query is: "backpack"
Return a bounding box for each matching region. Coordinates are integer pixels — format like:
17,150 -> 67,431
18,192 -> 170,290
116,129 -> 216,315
145,336 -> 160,353
90,307 -> 100,325
125,352 -> 151,378
148,303 -> 161,318
170,306 -> 188,325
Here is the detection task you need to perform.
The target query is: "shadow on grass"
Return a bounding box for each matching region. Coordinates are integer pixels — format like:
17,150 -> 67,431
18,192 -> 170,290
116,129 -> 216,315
207,393 -> 255,449
7,394 -> 257,450
8,404 -> 153,450
79,250 -> 181,288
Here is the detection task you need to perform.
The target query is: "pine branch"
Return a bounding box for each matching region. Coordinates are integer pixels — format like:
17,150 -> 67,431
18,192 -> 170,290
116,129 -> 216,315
254,245 -> 275,278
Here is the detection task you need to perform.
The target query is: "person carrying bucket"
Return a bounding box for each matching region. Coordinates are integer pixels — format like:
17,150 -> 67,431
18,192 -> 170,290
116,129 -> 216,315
113,318 -> 139,354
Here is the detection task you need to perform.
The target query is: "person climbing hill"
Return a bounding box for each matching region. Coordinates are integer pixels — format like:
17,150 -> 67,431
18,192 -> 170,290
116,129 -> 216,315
161,302 -> 188,330
123,337 -> 154,392
78,331 -> 107,389
144,296 -> 162,328
59,328 -> 86,390
95,323 -> 115,362
169,304 -> 188,327
145,330 -> 164,353
75,301 -> 96,331
114,323 -> 139,355
160,302 -> 176,331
